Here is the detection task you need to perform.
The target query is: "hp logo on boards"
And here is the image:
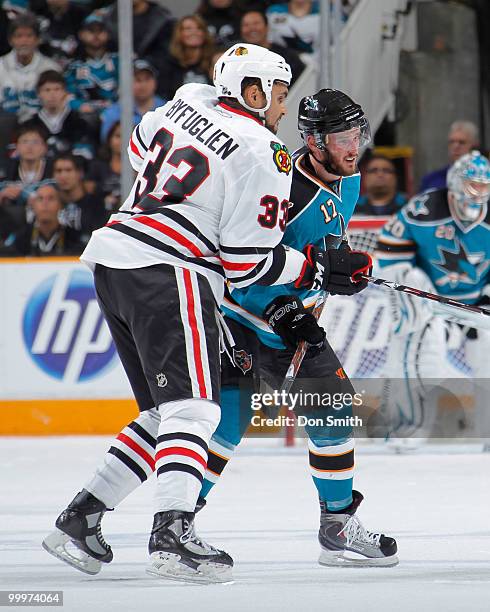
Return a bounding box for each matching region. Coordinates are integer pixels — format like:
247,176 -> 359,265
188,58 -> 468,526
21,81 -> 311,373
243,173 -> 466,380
23,269 -> 116,382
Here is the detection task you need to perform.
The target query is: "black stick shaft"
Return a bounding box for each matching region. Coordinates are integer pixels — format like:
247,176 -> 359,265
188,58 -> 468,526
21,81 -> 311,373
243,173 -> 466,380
362,274 -> 490,318
279,292 -> 327,395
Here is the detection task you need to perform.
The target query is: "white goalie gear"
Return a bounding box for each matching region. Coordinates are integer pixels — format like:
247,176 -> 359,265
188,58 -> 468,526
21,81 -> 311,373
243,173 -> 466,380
377,264 -> 460,445
377,262 -> 434,336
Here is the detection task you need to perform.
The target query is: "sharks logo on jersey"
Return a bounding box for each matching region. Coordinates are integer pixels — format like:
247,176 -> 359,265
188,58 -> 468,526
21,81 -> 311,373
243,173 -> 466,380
432,238 -> 490,288
406,193 -> 430,217
377,188 -> 490,303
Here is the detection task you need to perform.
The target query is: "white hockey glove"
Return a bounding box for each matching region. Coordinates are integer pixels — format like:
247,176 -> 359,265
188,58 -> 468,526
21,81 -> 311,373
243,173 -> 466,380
381,263 -> 434,336
432,301 -> 490,332
432,285 -> 490,336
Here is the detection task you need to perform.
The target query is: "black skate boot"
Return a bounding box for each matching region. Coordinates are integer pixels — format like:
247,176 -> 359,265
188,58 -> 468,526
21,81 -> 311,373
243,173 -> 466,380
147,510 -> 233,584
195,496 -> 207,513
42,489 -> 113,575
318,491 -> 398,567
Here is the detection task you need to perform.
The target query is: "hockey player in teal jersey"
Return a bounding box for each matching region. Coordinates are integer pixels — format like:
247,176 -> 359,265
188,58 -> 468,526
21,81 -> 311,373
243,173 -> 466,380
200,89 -> 399,567
377,151 -> 490,304
376,151 -> 490,444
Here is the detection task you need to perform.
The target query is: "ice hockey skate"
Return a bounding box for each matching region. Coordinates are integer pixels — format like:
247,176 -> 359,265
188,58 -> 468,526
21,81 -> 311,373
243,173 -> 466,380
147,510 -> 233,584
318,491 -> 398,567
42,489 -> 113,575
385,436 -> 424,454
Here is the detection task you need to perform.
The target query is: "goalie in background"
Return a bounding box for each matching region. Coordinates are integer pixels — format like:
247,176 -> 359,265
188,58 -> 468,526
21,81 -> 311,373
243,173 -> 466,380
375,151 -> 490,450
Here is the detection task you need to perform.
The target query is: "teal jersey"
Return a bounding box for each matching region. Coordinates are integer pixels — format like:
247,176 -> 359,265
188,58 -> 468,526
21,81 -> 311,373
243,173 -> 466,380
65,53 -> 119,112
223,149 -> 361,348
377,188 -> 490,303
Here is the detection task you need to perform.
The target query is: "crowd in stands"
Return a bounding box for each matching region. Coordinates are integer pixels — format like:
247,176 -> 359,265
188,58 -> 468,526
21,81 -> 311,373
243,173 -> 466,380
2,0 -> 353,257
0,0 -> 475,258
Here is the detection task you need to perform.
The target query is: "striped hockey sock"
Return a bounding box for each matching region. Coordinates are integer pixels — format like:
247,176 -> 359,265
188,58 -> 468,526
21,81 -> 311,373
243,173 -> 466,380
308,437 -> 355,511
154,398 -> 220,512
201,436 -> 236,498
84,407 -> 159,509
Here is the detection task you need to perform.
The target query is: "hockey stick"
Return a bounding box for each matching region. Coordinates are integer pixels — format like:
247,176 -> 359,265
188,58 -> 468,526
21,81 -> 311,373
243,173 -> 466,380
279,291 -> 328,396
279,225 -> 349,395
362,274 -> 490,330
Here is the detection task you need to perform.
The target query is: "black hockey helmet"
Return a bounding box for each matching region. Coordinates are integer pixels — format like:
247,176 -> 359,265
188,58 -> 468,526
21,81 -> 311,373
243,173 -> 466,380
298,88 -> 370,151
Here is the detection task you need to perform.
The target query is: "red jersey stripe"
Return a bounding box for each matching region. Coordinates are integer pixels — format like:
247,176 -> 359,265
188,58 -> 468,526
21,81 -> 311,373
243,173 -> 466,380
117,433 -> 155,470
156,446 -> 207,470
129,137 -> 144,159
217,102 -> 263,125
220,259 -> 256,271
134,216 -> 204,257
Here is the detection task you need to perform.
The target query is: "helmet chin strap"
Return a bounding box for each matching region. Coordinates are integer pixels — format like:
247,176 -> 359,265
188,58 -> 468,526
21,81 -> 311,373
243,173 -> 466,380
236,93 -> 270,118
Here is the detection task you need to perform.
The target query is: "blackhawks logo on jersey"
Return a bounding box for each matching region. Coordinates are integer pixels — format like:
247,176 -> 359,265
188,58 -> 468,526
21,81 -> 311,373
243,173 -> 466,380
270,142 -> 291,175
233,348 -> 252,374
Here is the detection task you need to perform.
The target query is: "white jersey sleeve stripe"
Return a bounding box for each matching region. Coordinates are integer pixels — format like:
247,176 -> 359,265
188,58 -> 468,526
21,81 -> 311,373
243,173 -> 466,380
135,124 -> 148,152
129,136 -> 144,159
133,216 -> 204,257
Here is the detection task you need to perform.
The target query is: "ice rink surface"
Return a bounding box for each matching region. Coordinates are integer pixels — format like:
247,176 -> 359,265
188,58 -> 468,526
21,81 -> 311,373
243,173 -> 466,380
1,436 -> 490,612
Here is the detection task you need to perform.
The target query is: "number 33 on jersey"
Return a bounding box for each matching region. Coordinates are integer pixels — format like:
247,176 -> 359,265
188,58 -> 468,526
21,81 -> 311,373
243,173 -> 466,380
81,83 -> 294,305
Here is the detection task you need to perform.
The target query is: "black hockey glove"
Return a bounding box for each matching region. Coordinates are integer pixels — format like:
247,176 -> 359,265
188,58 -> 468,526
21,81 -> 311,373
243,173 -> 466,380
294,244 -> 372,295
263,294 -> 326,354
477,285 -> 490,308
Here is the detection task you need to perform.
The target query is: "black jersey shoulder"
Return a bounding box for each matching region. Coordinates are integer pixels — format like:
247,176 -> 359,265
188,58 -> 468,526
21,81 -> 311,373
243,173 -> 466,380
403,188 -> 451,224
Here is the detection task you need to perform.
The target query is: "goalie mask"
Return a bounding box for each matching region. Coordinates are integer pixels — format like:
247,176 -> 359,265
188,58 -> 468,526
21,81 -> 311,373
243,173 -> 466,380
298,88 -> 371,176
447,150 -> 490,226
213,43 -> 292,117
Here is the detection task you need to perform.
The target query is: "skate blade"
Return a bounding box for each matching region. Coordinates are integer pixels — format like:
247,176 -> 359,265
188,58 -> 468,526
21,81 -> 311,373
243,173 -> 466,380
42,529 -> 102,575
385,438 -> 425,454
319,549 -> 399,568
146,552 -> 234,585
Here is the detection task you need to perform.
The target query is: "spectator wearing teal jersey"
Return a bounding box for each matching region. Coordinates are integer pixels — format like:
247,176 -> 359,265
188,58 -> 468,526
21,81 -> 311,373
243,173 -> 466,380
65,14 -> 118,116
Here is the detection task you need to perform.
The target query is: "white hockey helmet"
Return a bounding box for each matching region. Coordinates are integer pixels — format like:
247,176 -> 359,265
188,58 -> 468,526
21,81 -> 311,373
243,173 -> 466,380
447,150 -> 490,223
213,43 -> 292,116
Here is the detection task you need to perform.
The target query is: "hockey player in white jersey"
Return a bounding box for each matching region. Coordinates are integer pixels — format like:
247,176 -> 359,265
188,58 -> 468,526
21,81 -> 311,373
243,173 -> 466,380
42,43 -> 365,583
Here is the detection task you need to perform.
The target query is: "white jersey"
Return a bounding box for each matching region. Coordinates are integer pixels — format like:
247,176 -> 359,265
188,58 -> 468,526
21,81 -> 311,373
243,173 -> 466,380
0,50 -> 60,121
82,83 -> 304,303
